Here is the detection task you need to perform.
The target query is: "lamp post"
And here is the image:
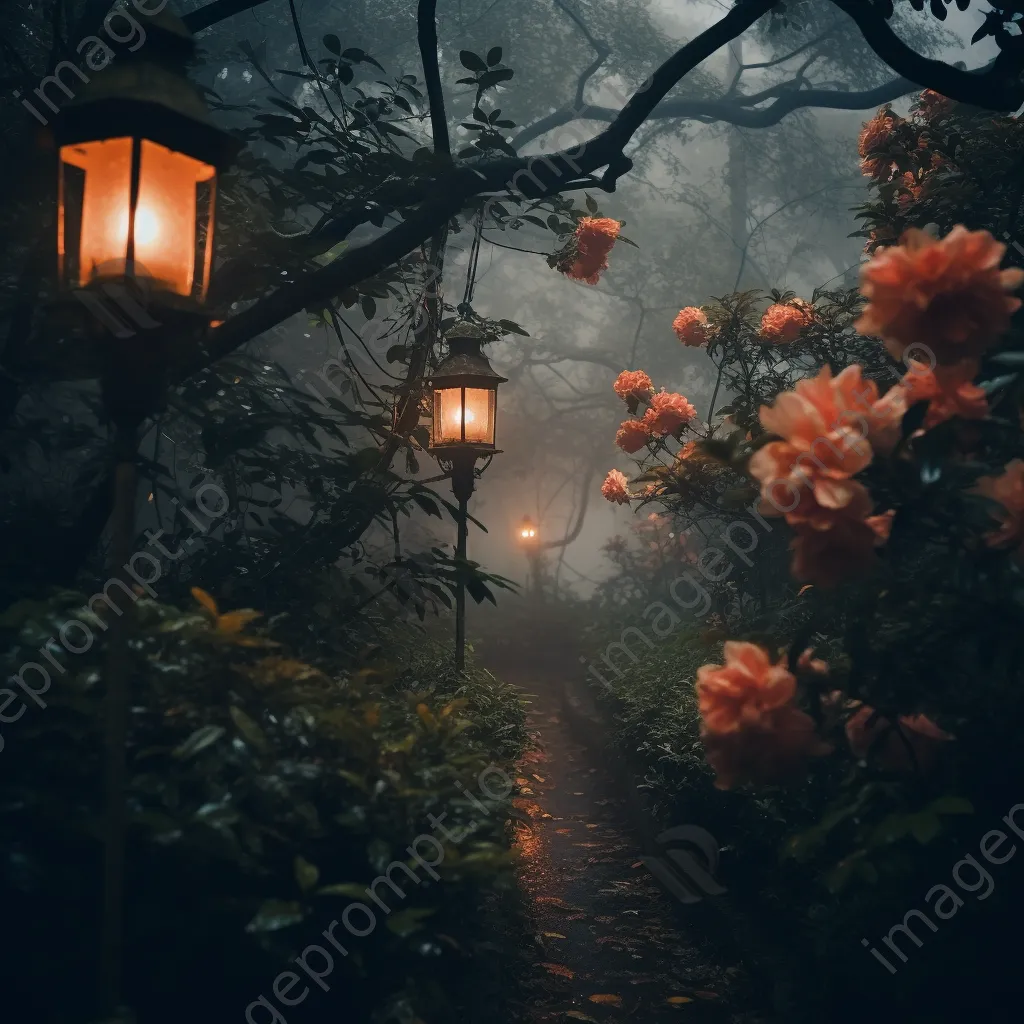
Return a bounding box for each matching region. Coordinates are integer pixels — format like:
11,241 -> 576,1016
51,10 -> 238,1020
517,515 -> 541,596
427,323 -> 505,670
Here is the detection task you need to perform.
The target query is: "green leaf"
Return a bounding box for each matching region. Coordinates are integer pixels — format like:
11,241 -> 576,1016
385,906 -> 436,937
317,882 -> 370,898
245,900 -> 306,933
459,50 -> 488,72
294,855 -> 320,893
230,706 -> 268,752
172,725 -> 225,760
929,795 -> 974,816
909,811 -> 942,844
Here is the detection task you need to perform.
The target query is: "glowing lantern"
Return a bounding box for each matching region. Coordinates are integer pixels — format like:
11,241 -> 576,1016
53,10 -> 239,311
429,324 -> 506,452
518,516 -> 538,543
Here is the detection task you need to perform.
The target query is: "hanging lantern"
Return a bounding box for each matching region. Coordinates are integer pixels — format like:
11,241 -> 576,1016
518,516 -> 538,544
53,10 -> 240,313
429,323 -> 506,452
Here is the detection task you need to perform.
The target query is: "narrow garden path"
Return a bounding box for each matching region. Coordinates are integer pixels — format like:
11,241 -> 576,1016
477,620 -> 772,1024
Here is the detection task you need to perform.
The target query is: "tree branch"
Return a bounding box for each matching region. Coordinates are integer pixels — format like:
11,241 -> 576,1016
828,0 -> 1024,110
182,0 -> 277,33
417,0 -> 450,160
512,75 -> 917,150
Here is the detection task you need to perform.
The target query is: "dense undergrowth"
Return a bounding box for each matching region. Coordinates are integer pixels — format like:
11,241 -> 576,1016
0,588 -> 527,1024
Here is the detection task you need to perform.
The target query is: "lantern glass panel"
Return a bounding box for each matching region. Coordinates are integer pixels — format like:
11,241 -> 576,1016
59,138 -> 216,299
433,387 -> 495,446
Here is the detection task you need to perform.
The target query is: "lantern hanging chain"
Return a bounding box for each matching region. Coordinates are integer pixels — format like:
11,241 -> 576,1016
460,207 -> 485,314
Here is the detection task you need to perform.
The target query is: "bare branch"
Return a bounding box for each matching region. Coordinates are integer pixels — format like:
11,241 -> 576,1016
417,0 -> 450,159
828,0 -> 1024,110
182,0 -> 277,33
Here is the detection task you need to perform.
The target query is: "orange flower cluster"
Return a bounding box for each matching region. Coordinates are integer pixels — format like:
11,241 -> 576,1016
615,418 -> 650,453
750,365 -> 898,586
677,440 -> 698,461
601,468 -> 631,505
901,359 -> 988,430
974,459 -> 1024,556
856,226 -> 1024,365
672,306 -> 710,347
613,369 -> 654,402
759,300 -> 814,344
642,390 -> 697,436
696,642 -> 831,789
561,217 -> 622,285
914,88 -> 953,122
858,109 -> 896,181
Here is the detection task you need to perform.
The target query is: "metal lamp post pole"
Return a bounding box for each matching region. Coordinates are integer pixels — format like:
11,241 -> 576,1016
96,337 -> 165,1021
100,420 -> 137,1019
450,452 -> 477,671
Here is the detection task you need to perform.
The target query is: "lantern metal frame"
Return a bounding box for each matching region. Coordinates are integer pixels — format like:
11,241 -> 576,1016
427,324 -> 507,462
52,9 -> 240,322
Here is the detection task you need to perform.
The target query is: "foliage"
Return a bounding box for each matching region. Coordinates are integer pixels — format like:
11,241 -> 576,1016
0,588 -> 527,1023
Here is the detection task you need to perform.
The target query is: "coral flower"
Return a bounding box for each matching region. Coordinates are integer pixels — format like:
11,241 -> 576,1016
858,110 -> 895,159
677,440 -> 698,461
855,226 -> 1024,364
701,704 -> 832,790
901,358 -> 988,430
615,418 -> 651,454
846,705 -> 953,774
759,301 -> 814,344
974,459 -> 1024,554
642,390 -> 697,436
696,641 -> 797,734
860,155 -> 893,181
612,369 -> 654,402
896,171 -> 921,212
672,306 -> 710,347
751,365 -> 878,522
915,89 -> 952,121
563,217 -> 621,285
601,469 -> 631,505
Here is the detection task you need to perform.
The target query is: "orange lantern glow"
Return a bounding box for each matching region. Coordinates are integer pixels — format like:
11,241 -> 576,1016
518,516 -> 538,544
429,326 -> 506,452
53,10 -> 239,311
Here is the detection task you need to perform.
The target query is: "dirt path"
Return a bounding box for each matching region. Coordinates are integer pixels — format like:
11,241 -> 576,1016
498,662 -> 770,1024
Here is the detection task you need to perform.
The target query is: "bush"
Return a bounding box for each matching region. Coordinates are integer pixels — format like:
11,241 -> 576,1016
0,588 -> 527,1024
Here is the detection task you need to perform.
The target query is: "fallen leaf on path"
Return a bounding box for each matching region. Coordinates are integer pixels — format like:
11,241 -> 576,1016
533,774 -> 546,782
543,931 -> 567,939
556,828 -> 573,835
572,792 -> 585,796
541,963 -> 575,980
667,996 -> 693,1005
631,861 -> 643,869
537,897 -> 578,911
564,1013 -> 597,1022
588,994 -> 623,1006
